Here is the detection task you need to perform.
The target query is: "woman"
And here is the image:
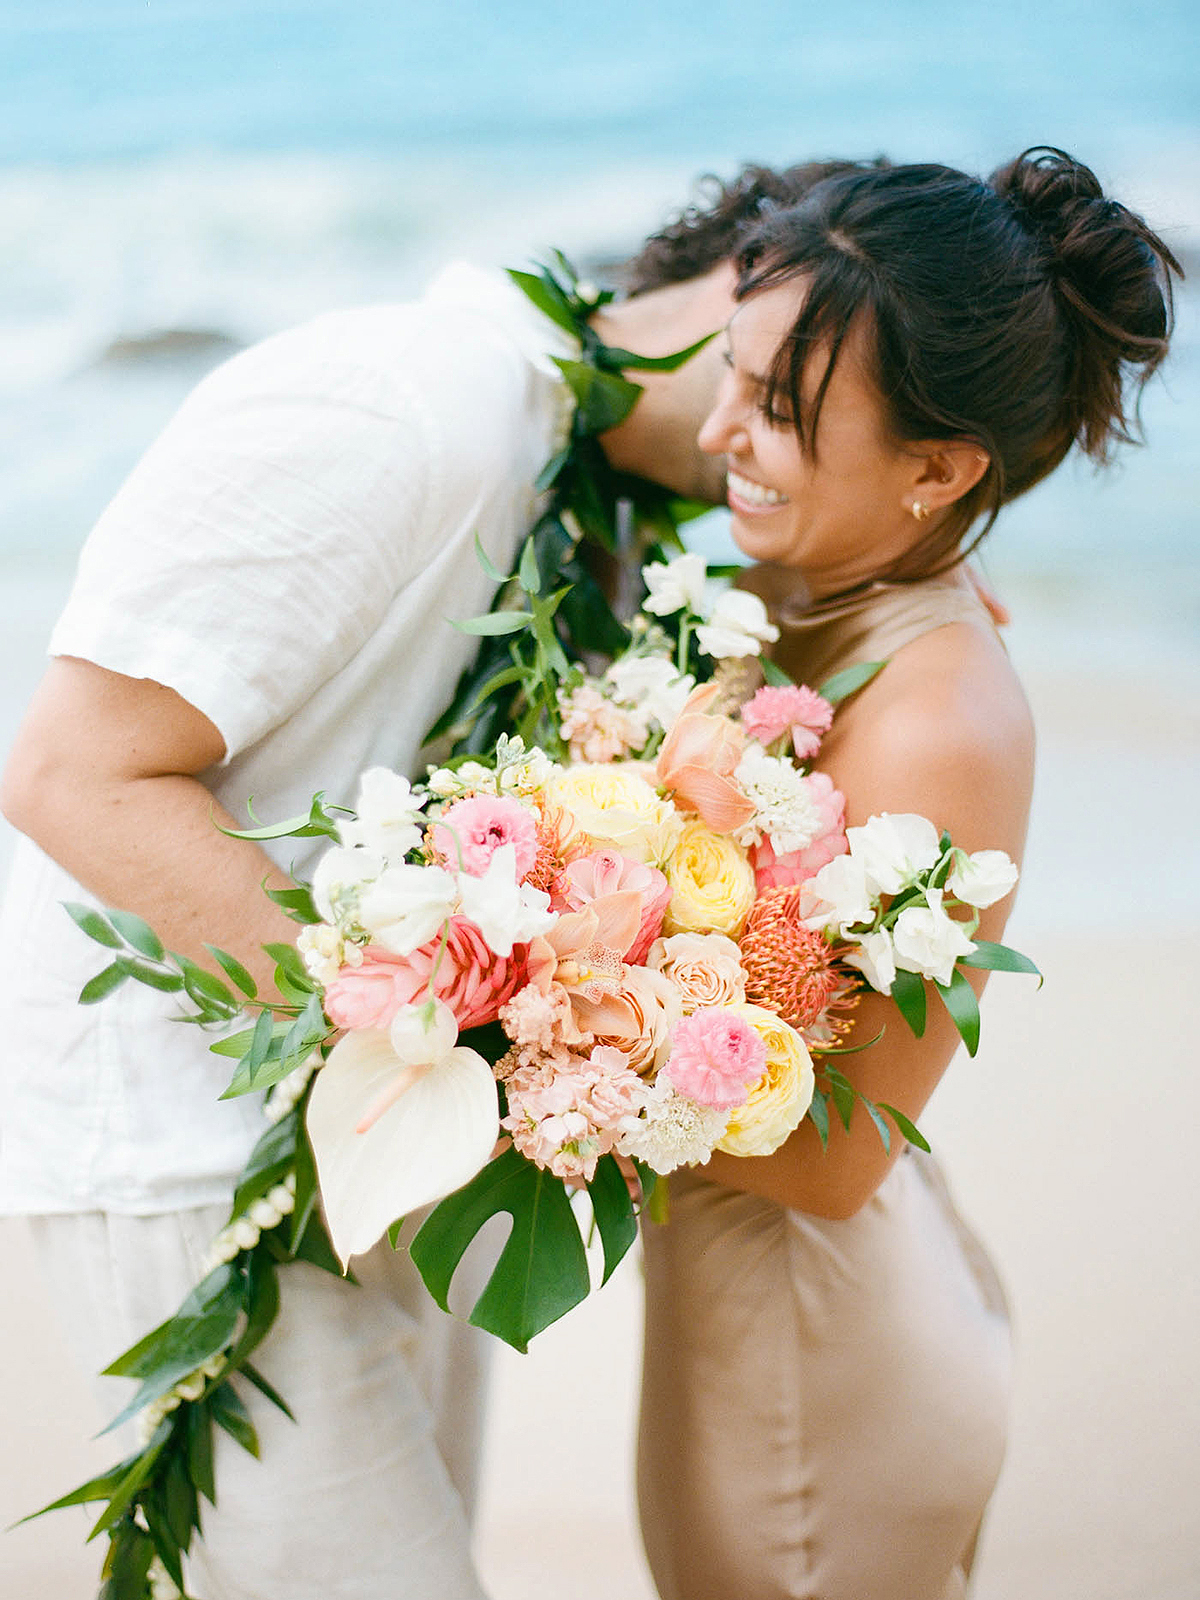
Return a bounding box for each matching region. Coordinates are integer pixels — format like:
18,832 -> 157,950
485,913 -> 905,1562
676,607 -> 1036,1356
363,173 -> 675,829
638,149 -> 1178,1600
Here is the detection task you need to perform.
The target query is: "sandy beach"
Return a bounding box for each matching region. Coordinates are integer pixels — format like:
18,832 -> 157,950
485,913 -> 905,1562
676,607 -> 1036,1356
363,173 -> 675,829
1,588 -> 1198,1600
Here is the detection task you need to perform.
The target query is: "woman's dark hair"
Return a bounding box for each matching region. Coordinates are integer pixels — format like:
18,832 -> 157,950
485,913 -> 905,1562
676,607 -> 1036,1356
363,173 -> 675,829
734,147 -> 1182,577
622,159 -> 890,295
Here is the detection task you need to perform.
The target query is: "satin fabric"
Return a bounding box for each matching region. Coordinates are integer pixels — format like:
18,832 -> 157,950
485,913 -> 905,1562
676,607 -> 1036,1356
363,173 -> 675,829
638,572 -> 1014,1600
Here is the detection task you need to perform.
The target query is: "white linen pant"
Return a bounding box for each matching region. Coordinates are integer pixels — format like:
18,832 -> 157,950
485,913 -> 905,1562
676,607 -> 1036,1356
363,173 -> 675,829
29,1205 -> 492,1600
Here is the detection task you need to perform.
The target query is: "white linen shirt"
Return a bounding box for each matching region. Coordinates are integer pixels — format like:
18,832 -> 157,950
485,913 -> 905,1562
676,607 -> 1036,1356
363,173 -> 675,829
0,263 -> 575,1215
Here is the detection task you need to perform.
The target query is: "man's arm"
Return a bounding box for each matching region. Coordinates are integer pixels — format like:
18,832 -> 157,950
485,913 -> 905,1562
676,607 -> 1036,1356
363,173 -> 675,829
1,657 -> 299,995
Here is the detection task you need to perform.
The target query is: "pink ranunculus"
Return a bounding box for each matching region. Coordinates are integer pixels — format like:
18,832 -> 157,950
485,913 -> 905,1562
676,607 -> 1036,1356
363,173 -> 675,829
750,771 -> 848,889
662,1007 -> 768,1110
556,848 -> 672,966
430,795 -> 539,879
656,684 -> 756,835
740,683 -> 834,760
322,948 -> 415,1031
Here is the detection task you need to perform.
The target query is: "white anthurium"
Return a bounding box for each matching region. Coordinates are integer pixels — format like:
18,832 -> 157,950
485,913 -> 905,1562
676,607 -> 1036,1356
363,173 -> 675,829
802,852 -> 877,936
641,551 -> 709,617
947,848 -> 1019,909
891,888 -> 977,987
847,813 -> 942,897
455,843 -> 557,958
306,1001 -> 499,1268
695,588 -> 780,660
337,767 -> 425,857
311,845 -> 386,927
843,927 -> 898,994
355,862 -> 458,957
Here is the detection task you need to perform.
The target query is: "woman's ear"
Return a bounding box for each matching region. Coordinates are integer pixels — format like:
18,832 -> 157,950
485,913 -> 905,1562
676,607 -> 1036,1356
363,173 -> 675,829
906,442 -> 990,515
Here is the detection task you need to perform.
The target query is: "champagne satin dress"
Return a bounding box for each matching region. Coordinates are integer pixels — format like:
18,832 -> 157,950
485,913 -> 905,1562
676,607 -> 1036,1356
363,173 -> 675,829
638,573 -> 1014,1600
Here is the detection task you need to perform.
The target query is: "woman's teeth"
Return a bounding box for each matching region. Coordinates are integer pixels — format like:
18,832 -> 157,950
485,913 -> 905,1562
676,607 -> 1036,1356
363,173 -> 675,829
727,470 -> 788,507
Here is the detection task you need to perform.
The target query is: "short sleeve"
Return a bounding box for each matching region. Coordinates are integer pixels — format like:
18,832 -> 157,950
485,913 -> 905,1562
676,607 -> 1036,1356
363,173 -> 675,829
49,313 -> 442,762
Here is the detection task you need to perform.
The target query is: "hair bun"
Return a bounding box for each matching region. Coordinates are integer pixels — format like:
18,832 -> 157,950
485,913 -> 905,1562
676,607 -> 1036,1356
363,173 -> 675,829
990,145 -> 1181,459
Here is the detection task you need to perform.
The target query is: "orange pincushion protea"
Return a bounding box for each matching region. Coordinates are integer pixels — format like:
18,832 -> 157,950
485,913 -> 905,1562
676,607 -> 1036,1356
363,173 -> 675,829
738,885 -> 857,1037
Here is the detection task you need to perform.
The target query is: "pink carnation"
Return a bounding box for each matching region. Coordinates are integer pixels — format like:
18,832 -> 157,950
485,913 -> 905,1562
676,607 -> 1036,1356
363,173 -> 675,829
324,918 -> 525,1035
751,771 -> 847,889
555,848 -> 672,965
430,795 -> 538,879
662,1007 -> 767,1110
740,684 -> 833,760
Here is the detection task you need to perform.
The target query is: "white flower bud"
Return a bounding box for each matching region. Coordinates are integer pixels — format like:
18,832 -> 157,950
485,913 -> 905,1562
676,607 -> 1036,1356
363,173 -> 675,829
230,1218 -> 260,1251
268,1183 -> 296,1214
201,1354 -> 226,1379
248,1197 -> 283,1230
174,1372 -> 207,1402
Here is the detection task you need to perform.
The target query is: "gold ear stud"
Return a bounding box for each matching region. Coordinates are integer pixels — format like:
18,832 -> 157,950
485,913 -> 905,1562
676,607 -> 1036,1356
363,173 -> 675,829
911,500 -> 931,522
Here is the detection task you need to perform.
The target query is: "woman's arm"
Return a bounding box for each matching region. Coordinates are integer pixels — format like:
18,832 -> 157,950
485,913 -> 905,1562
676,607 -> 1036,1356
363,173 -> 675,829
704,620 -> 1035,1218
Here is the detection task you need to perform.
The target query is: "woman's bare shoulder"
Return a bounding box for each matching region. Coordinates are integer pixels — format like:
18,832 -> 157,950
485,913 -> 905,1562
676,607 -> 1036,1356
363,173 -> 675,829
819,620 -> 1035,854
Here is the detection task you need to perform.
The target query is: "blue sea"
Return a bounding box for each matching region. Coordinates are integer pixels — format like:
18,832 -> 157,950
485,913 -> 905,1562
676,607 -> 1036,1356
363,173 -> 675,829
0,0 -> 1196,643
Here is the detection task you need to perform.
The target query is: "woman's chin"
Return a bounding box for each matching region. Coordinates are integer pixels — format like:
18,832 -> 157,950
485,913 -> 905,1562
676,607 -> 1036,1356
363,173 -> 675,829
729,515 -> 795,568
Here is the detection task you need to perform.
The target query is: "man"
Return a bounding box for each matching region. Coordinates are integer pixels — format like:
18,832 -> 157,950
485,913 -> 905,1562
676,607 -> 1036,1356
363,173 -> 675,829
0,161 -> 855,1599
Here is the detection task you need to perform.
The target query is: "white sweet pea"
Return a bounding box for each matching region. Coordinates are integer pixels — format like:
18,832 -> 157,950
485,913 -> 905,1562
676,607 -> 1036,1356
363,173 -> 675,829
455,843 -> 557,958
695,589 -> 780,660
641,551 -> 709,617
306,1013 -> 499,1268
312,845 -> 386,927
605,654 -> 695,731
947,848 -> 1019,909
802,852 -> 877,935
843,927 -> 898,994
356,862 -> 458,956
847,813 -> 942,896
337,768 -> 425,857
425,760 -> 493,798
891,888 -> 976,987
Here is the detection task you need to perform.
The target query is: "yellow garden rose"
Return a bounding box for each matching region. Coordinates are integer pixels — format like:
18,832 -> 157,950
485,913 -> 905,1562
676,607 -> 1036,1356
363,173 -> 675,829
661,818 -> 757,938
716,1002 -> 815,1157
545,763 -> 682,866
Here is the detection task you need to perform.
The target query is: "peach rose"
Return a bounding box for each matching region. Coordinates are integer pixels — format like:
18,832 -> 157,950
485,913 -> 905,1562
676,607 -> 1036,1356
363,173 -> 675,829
648,931 -> 748,1013
570,965 -> 683,1078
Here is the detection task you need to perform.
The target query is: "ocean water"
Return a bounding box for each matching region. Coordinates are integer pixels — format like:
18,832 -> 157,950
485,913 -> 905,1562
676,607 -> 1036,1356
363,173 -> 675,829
0,0 -> 1196,631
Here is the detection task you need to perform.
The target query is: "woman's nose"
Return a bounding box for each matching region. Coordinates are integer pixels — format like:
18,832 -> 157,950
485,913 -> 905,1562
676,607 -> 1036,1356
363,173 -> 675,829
697,377 -> 749,457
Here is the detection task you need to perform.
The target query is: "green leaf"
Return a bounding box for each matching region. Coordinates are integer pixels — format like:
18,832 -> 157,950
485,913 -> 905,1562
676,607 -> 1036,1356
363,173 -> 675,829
807,1088 -> 830,1150
876,1103 -> 932,1153
225,1252 -> 280,1375
473,530 -> 514,585
935,966 -> 982,1057
230,1115 -> 299,1217
98,1517 -> 156,1600
533,446 -> 571,492
861,1096 -> 893,1154
63,902 -> 122,949
247,1007 -> 277,1081
552,358 -> 643,435
288,1125 -> 320,1256
88,1426 -> 171,1538
958,940 -> 1042,984
824,1069 -> 856,1134
219,791 -> 346,842
597,331 -> 716,372
205,946 -> 258,1000
161,1448 -> 197,1550
141,1494 -> 187,1593
278,992 -> 329,1069
114,957 -> 185,994
186,1400 -> 216,1505
101,1266 -> 245,1432
411,1146 -> 590,1352
107,909 -> 164,961
450,610 -> 531,637
586,1155 -> 639,1287
79,963 -> 131,1005
239,1360 -> 295,1422
263,882 -> 320,925
760,656 -> 796,688
172,955 -> 237,1013
19,1455 -> 142,1521
209,1384 -> 259,1459
890,967 -> 927,1038
288,1206 -> 345,1277
517,536 -> 542,596
818,659 -> 887,706
263,940 -> 314,995
505,268 -> 580,338
208,1017 -> 291,1059
386,1218 -> 405,1251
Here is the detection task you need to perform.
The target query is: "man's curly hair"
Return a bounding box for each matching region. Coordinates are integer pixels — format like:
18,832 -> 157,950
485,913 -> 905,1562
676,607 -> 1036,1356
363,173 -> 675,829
623,159 -> 890,294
